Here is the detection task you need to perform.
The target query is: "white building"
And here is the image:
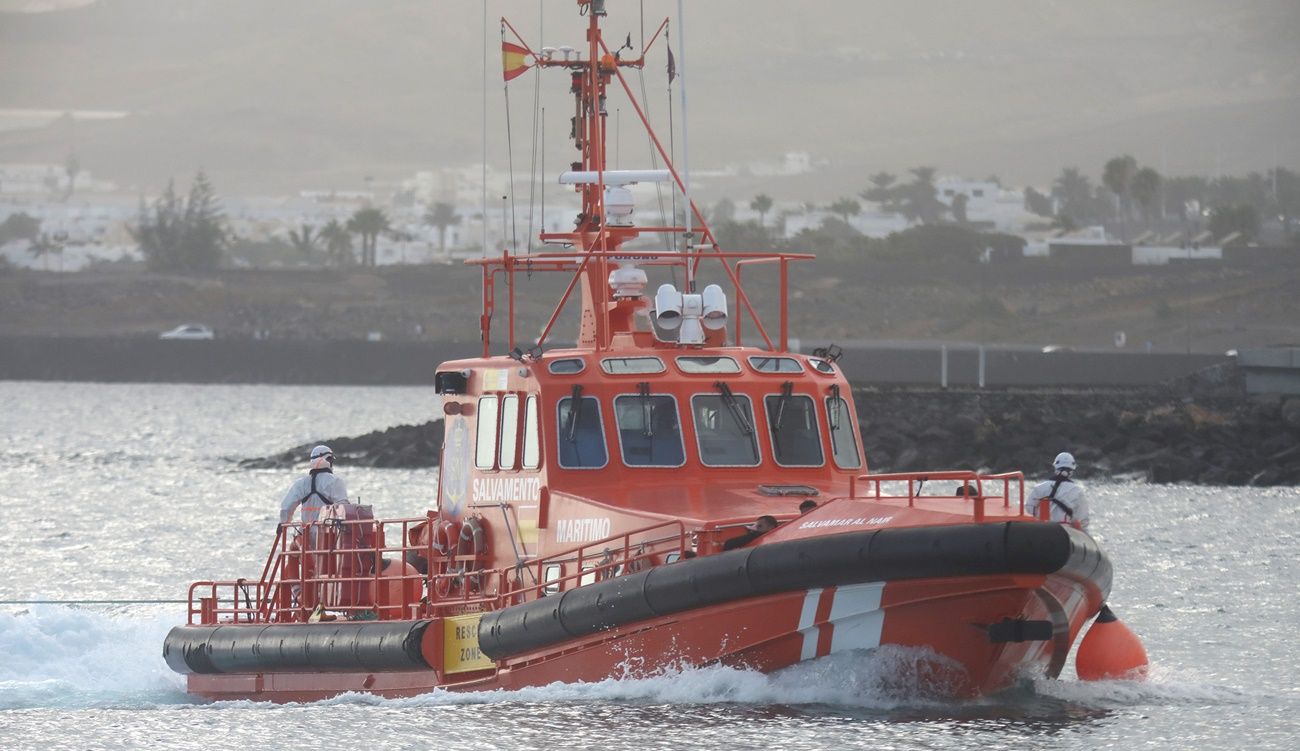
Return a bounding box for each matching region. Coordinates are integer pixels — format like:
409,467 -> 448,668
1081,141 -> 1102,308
934,176 -> 1040,233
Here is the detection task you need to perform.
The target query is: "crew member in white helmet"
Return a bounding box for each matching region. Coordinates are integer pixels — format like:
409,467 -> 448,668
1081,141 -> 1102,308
279,444 -> 350,527
1028,452 -> 1089,530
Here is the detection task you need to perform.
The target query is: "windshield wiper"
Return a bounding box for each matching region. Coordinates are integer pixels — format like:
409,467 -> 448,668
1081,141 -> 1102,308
564,384 -> 584,442
714,382 -> 754,436
828,384 -> 842,452
772,381 -> 794,432
638,381 -> 653,438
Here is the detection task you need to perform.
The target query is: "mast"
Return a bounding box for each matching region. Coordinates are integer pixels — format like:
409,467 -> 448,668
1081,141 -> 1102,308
482,1 -> 802,358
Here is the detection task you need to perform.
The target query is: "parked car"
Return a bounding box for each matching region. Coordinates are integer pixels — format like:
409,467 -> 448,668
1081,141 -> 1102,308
1040,345 -> 1075,354
159,324 -> 215,340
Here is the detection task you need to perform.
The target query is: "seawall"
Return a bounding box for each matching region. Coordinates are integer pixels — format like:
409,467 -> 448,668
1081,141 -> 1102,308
0,336 -> 1227,388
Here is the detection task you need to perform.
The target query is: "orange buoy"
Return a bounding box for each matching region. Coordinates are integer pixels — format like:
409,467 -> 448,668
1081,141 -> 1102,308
1075,604 -> 1149,681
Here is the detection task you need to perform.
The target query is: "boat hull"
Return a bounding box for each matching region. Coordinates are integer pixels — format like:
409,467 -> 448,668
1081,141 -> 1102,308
177,523 -> 1106,702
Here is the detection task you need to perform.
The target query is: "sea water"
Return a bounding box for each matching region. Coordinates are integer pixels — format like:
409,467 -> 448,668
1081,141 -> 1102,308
1,381 -> 1297,750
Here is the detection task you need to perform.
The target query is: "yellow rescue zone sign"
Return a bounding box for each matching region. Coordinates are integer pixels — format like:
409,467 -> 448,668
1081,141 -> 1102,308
443,613 -> 494,674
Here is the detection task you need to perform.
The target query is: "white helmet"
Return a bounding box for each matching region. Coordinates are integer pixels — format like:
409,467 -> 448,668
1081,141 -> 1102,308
1053,451 -> 1077,473
310,444 -> 334,470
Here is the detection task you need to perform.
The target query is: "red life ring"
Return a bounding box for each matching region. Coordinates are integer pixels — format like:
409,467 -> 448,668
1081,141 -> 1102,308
432,520 -> 461,557
457,516 -> 488,593
457,516 -> 487,561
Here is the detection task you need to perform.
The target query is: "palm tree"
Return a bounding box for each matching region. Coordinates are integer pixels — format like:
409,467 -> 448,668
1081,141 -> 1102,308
898,167 -> 945,224
28,233 -> 64,271
749,193 -> 773,228
861,172 -> 897,204
1053,167 -> 1093,225
319,219 -> 354,266
287,224 -> 319,264
1131,167 -> 1162,227
347,207 -> 390,267
951,193 -> 969,224
828,197 -> 861,224
910,166 -> 937,185
1103,155 -> 1138,239
422,202 -> 460,254
63,153 -> 80,202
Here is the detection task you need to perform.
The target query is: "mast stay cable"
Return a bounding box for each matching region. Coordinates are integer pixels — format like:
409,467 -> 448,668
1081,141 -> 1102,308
504,65 -> 520,252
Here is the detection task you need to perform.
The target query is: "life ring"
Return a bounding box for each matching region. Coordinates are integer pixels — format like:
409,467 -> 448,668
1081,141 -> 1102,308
458,517 -> 487,559
456,516 -> 489,593
430,519 -> 462,599
432,519 -> 461,557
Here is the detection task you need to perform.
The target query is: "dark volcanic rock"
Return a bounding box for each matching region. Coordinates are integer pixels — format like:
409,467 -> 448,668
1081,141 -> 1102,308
853,387 -> 1300,487
239,420 -> 445,470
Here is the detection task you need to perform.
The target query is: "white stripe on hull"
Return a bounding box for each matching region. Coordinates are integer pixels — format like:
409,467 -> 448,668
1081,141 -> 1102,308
797,582 -> 885,661
797,588 -> 823,660
827,582 -> 885,654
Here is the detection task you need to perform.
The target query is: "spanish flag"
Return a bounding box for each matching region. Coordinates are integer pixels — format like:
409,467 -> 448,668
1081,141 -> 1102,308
502,42 -> 531,81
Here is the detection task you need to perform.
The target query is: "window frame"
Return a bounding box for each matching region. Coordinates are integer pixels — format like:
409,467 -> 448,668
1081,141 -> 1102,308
825,395 -> 863,470
497,394 -> 520,470
675,355 -> 741,374
690,392 -> 762,468
474,395 -> 500,470
599,356 -> 666,375
542,563 -> 563,595
555,394 -> 609,470
521,394 -> 541,470
547,358 -> 586,375
612,392 -> 688,469
807,357 -> 837,375
747,356 -> 805,374
763,391 -> 826,468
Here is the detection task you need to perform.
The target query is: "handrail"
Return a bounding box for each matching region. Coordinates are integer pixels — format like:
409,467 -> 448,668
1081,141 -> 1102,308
851,470 -> 1028,521
187,515 -> 692,626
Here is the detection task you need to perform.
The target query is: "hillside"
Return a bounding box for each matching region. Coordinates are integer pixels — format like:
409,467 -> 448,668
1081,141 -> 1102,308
4,255 -> 1298,354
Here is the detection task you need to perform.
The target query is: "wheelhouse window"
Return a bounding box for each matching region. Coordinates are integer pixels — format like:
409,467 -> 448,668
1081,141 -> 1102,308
475,395 -> 500,470
601,356 -> 665,375
498,394 -> 520,469
676,356 -> 740,374
547,358 -> 585,375
808,357 -> 836,374
557,391 -> 607,469
826,395 -> 862,469
522,395 -> 540,469
614,391 -> 685,467
748,356 -> 803,374
691,389 -> 760,467
765,387 -> 824,466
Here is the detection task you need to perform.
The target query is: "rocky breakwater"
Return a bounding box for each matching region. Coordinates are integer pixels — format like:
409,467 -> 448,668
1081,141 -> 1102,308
856,388 -> 1300,486
239,421 -> 444,470
240,389 -> 1300,487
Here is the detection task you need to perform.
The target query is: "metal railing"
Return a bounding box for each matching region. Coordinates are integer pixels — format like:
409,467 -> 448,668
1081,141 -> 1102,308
186,515 -> 691,626
849,470 -> 1028,522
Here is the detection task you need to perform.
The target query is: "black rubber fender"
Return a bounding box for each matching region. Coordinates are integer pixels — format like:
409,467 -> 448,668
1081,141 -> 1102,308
479,521 -> 1109,661
642,548 -> 755,613
163,620 -> 433,675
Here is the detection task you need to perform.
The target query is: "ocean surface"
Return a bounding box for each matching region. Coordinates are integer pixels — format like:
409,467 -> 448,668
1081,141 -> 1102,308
1,381 -> 1297,750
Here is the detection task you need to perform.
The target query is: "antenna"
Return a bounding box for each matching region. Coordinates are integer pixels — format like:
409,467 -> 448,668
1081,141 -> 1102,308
675,0 -> 694,290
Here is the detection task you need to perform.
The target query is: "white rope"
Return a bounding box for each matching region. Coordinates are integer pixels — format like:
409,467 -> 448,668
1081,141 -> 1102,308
0,599 -> 187,605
